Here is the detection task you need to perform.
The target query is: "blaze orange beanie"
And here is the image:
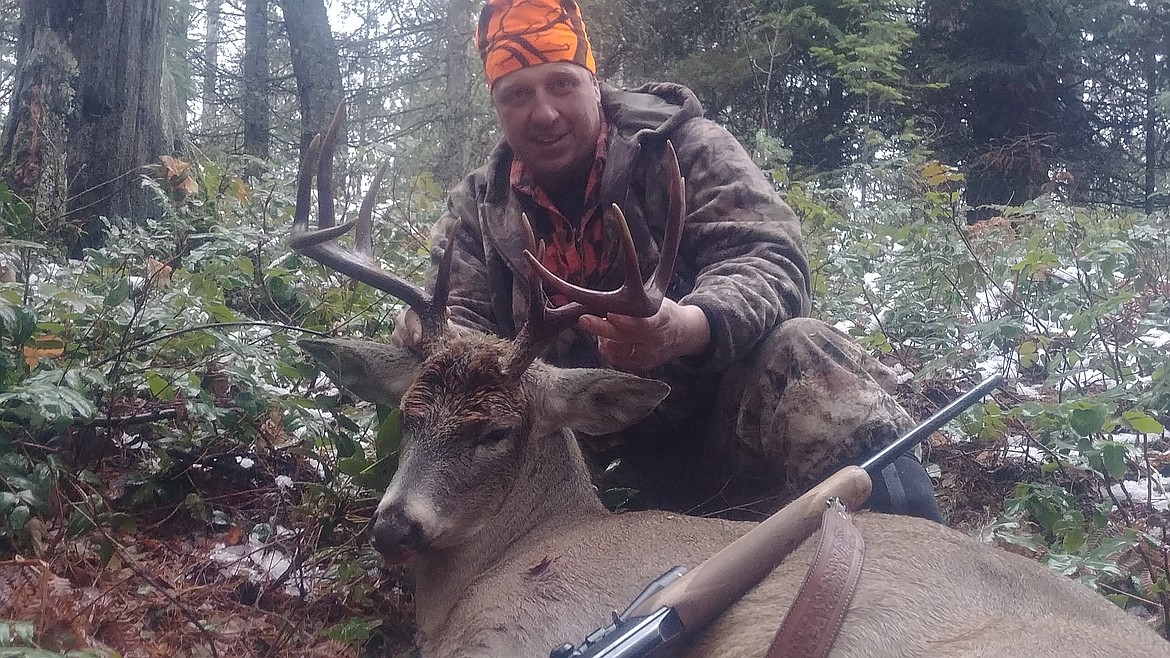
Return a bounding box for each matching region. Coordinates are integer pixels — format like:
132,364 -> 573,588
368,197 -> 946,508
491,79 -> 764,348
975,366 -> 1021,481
476,0 -> 596,88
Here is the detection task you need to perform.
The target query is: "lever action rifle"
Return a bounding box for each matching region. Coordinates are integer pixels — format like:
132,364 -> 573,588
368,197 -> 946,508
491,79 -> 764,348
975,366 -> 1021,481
550,374 -> 1004,658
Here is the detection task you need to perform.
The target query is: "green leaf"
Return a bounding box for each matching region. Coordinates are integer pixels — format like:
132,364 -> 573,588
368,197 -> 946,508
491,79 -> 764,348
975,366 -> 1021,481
322,618 -> 383,644
147,372 -> 172,399
1100,443 -> 1128,479
1069,402 -> 1109,436
66,509 -> 96,538
375,407 -> 402,461
207,303 -> 237,322
107,512 -> 137,533
104,278 -> 131,306
8,505 -> 30,529
1121,410 -> 1164,435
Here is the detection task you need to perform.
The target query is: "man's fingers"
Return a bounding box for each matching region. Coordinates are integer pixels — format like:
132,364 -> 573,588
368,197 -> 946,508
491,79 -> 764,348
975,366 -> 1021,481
578,314 -> 623,340
391,308 -> 425,349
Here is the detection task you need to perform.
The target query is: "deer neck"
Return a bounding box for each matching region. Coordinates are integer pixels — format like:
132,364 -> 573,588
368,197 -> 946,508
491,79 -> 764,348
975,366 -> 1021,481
412,426 -> 605,637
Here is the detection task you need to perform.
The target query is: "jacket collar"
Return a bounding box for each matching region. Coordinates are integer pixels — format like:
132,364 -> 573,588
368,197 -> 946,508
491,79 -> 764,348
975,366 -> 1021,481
479,82 -> 704,286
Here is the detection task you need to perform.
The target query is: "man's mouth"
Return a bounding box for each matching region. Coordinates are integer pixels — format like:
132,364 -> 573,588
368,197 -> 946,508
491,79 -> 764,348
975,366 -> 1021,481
531,133 -> 566,146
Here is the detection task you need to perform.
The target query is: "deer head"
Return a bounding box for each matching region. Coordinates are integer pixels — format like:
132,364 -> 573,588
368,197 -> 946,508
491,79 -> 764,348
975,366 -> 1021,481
293,103 -> 685,564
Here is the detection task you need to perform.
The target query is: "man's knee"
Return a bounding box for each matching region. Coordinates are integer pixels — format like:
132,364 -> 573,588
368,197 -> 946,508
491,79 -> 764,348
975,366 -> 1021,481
760,317 -> 900,395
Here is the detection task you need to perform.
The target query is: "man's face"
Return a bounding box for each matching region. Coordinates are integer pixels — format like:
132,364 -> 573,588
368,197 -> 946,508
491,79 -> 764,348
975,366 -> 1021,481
491,62 -> 602,190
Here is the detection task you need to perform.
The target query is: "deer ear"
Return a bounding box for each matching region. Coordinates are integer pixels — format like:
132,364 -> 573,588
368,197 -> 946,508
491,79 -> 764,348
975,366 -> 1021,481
537,368 -> 670,436
298,338 -> 422,407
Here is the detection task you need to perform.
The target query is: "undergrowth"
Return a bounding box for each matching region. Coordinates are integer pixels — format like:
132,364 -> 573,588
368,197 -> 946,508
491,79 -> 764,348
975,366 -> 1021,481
0,152 -> 1167,655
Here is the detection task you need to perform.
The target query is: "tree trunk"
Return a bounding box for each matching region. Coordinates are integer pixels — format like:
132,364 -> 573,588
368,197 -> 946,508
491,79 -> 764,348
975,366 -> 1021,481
434,0 -> 476,188
242,0 -> 271,167
2,0 -> 170,253
1143,51 -> 1157,216
202,0 -> 221,133
280,0 -> 344,158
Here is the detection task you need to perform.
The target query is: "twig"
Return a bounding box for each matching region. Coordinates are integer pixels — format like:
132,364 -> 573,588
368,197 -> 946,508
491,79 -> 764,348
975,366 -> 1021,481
96,321 -> 328,367
1102,472 -> 1170,635
61,477 -> 222,658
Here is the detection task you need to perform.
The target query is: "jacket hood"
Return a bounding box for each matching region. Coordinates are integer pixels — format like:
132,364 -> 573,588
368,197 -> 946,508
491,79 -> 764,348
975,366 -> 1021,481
601,82 -> 705,141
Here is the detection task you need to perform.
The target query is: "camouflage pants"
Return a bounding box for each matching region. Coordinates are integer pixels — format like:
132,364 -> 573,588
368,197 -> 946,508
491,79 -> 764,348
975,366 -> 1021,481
599,317 -> 922,517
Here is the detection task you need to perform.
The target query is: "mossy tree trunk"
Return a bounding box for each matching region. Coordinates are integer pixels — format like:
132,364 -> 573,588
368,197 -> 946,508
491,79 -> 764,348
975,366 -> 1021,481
1,0 -> 171,255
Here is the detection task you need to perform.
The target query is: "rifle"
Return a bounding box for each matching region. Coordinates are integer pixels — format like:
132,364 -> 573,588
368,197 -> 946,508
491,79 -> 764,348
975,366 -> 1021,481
550,374 -> 1004,658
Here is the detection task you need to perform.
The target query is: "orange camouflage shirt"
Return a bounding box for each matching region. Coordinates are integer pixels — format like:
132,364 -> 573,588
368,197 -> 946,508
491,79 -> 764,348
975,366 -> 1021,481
509,120 -> 615,305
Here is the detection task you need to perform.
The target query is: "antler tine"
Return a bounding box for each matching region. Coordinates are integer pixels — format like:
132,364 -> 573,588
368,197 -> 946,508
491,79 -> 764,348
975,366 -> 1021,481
507,213 -> 590,376
316,102 -> 346,230
425,225 -> 455,343
354,159 -> 388,259
291,102 -> 449,347
523,142 -> 688,319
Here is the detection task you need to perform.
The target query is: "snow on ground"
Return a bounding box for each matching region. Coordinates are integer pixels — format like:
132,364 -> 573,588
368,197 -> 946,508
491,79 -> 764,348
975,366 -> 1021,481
1139,328 -> 1170,349
1003,434 -> 1048,463
208,526 -> 329,598
1109,476 -> 1170,512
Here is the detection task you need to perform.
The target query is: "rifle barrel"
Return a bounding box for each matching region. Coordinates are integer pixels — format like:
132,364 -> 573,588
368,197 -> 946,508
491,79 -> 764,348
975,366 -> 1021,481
860,374 -> 1003,475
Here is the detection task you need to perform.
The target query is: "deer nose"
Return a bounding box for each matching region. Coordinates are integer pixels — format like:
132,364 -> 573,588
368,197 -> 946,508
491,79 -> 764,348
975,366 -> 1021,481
371,504 -> 428,561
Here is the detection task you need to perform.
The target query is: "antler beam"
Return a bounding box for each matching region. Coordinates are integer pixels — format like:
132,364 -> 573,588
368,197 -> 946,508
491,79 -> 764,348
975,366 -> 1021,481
291,102 -> 454,349
507,141 -> 687,374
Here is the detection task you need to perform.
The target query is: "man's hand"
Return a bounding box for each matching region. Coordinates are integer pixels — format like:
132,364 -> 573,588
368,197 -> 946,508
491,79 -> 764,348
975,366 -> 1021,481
391,308 -> 478,351
390,308 -> 426,350
578,299 -> 711,373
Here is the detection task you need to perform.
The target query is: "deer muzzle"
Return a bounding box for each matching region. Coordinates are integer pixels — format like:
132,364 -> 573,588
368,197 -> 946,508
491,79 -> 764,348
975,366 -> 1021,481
371,502 -> 431,565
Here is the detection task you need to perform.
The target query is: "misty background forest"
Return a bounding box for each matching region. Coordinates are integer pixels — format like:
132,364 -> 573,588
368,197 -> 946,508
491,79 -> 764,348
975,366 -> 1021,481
0,0 -> 1167,656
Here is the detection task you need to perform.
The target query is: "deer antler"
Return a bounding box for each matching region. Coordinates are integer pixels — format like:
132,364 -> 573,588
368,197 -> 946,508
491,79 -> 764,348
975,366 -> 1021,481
506,141 -> 687,375
523,141 -> 685,317
292,102 -> 454,350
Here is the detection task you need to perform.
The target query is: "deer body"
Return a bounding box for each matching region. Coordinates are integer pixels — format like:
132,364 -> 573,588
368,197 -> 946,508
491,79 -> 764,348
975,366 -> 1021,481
303,337 -> 1169,658
292,108 -> 1169,658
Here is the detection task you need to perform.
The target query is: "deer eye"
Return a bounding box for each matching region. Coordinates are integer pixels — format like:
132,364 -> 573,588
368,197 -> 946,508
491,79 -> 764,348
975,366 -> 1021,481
479,427 -> 511,445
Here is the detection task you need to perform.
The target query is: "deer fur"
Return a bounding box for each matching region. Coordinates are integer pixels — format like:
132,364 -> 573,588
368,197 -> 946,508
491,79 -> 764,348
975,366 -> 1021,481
301,335 -> 1170,658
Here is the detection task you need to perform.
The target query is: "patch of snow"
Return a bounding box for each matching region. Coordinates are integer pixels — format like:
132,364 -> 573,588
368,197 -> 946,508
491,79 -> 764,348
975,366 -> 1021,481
1014,383 -> 1043,399
833,319 -> 858,334
210,541 -> 291,583
1113,432 -> 1142,446
1108,477 -> 1170,512
275,475 -> 294,490
1059,367 -> 1116,390
1003,434 -> 1047,463
1049,266 -> 1081,284
974,353 -> 1016,381
208,534 -> 328,598
1139,329 -> 1170,349
236,456 -> 255,469
115,433 -> 146,449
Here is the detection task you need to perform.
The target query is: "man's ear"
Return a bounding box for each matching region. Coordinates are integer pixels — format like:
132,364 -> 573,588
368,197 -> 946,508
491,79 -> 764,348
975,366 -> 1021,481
534,367 -> 670,436
298,338 -> 423,407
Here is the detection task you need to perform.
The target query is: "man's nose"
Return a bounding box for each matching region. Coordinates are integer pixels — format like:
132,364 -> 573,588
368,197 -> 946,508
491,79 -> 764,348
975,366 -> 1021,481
530,93 -> 559,125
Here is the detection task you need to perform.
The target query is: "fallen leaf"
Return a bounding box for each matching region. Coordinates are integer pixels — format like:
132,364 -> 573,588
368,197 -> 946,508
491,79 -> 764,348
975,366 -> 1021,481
24,333 -> 65,369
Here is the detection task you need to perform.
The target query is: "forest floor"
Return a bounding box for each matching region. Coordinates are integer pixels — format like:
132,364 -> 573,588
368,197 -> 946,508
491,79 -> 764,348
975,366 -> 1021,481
3,376 -> 1166,658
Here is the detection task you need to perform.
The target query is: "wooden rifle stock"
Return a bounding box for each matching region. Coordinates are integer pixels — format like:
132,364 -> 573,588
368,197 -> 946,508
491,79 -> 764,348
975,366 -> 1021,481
623,374 -> 1004,632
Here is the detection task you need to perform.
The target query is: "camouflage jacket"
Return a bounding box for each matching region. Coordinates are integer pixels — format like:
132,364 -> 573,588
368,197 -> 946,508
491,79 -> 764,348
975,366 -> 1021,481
432,82 -> 811,373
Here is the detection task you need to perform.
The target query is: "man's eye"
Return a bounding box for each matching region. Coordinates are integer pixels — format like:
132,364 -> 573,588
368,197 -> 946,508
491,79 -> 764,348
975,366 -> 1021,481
500,87 -> 531,105
549,77 -> 577,95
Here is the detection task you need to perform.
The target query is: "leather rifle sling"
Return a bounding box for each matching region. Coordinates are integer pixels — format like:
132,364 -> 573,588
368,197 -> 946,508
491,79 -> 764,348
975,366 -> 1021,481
765,499 -> 865,658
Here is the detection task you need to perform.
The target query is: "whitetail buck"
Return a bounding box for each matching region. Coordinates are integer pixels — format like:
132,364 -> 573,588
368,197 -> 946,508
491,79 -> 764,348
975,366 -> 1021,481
292,105 -> 1170,657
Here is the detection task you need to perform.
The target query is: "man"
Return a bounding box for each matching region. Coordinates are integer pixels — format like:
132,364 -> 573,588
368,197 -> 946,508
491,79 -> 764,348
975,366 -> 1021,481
393,0 -> 942,521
